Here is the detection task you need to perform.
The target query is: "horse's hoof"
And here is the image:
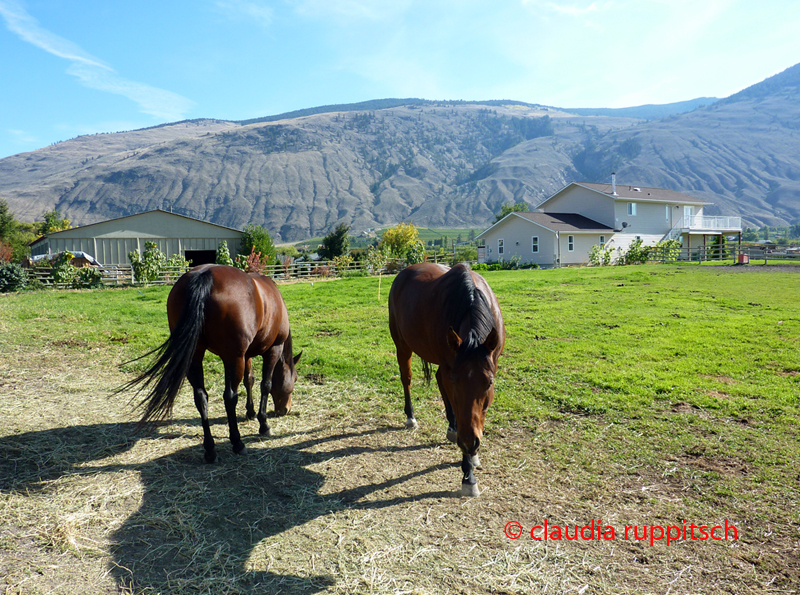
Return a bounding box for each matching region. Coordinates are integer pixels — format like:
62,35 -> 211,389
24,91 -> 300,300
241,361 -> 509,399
459,482 -> 480,497
259,425 -> 272,437
204,452 -> 219,464
471,454 -> 482,469
246,410 -> 257,421
234,444 -> 248,455
405,417 -> 418,430
446,428 -> 457,443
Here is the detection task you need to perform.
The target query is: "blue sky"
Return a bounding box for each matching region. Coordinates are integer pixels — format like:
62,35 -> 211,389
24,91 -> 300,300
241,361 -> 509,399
1,0 -> 799,159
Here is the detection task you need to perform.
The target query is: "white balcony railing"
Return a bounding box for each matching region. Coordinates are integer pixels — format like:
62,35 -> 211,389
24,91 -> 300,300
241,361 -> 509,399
663,215 -> 742,242
681,215 -> 742,231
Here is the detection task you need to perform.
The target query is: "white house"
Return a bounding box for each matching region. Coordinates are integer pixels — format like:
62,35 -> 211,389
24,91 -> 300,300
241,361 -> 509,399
29,209 -> 245,266
477,175 -> 742,267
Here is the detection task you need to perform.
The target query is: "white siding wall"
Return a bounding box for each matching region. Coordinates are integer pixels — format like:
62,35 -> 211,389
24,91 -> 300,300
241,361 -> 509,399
613,200 -> 705,238
30,211 -> 243,265
539,186 -> 615,227
482,216 -> 558,267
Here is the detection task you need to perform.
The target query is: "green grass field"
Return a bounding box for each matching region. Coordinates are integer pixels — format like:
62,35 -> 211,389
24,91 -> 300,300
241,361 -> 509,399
1,264 -> 799,594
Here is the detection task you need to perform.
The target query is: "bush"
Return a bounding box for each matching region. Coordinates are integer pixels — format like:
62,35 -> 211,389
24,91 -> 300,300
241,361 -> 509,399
73,266 -> 103,289
365,246 -> 388,274
405,240 -> 425,265
129,242 -> 166,285
216,240 -> 234,266
0,262 -> 28,292
620,239 -> 650,265
331,254 -> 354,275
52,251 -> 78,285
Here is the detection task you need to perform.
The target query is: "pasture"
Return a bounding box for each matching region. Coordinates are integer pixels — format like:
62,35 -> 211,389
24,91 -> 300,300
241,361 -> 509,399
1,265 -> 799,594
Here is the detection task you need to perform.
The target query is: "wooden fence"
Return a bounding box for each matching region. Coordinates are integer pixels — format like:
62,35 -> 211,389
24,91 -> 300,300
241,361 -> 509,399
660,245 -> 800,264
24,259 -> 410,288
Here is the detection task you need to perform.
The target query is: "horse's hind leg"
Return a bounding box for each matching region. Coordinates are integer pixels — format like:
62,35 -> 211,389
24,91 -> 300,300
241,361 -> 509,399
395,345 -> 417,429
222,357 -> 247,455
436,367 -> 457,443
244,357 -> 256,420
188,356 -> 218,463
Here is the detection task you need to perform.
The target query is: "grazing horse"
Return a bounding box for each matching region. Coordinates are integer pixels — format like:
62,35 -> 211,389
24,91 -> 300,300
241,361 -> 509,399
121,264 -> 301,463
388,263 -> 505,497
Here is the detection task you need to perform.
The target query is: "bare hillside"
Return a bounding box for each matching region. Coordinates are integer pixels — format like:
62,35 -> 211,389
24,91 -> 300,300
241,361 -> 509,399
2,65 -> 800,240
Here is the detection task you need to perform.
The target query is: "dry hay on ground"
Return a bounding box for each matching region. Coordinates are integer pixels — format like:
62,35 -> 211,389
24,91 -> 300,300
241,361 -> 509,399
0,343 -> 796,595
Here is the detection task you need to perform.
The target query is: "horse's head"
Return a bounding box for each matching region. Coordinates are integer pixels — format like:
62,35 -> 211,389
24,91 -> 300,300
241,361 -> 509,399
446,326 -> 501,456
271,348 -> 302,416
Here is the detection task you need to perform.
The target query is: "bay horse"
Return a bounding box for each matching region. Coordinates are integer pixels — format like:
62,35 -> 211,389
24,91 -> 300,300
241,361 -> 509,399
120,264 -> 301,463
388,263 -> 505,497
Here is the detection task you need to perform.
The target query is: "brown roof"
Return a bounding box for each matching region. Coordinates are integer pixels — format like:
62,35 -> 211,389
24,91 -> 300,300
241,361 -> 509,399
577,182 -> 709,204
511,212 -> 613,232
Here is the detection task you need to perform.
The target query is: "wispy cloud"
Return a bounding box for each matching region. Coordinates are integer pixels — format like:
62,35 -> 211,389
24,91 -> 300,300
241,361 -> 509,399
0,0 -> 194,121
8,129 -> 38,144
214,0 -> 274,27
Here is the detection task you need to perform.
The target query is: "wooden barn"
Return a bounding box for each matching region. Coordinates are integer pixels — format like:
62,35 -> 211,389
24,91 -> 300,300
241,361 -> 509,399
29,209 -> 245,266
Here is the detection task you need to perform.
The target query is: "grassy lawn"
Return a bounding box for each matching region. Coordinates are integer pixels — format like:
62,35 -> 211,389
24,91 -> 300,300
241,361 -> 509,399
1,264 -> 798,594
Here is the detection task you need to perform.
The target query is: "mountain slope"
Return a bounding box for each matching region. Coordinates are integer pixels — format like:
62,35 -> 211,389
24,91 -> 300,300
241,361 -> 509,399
2,65 -> 800,241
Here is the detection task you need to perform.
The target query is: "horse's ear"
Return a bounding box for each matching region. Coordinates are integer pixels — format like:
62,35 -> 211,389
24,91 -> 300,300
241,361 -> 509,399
483,328 -> 499,353
293,351 -> 302,366
447,327 -> 462,353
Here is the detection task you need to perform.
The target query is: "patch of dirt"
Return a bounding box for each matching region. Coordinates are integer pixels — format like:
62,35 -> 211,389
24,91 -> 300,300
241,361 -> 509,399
1,342 -> 797,595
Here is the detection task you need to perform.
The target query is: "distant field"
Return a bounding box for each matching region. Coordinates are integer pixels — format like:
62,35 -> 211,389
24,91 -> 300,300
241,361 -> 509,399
1,265 -> 799,594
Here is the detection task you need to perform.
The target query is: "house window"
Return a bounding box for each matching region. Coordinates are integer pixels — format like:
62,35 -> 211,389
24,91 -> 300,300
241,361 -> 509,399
627,202 -> 637,216
599,235 -> 605,246
498,239 -> 504,256
568,235 -> 574,252
666,205 -> 670,221
532,236 -> 539,253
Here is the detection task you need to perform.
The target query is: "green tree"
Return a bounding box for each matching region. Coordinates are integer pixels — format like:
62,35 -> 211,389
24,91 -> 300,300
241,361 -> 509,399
39,209 -> 71,235
742,227 -> 758,242
494,201 -> 530,223
0,200 -> 15,241
318,222 -> 350,260
239,224 -> 276,263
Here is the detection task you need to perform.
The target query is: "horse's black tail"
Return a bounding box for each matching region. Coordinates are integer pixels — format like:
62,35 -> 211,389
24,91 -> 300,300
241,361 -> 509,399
117,269 -> 214,427
422,359 -> 432,386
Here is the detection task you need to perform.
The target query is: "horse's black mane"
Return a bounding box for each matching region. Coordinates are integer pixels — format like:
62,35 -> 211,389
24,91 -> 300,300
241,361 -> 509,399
445,265 -> 495,350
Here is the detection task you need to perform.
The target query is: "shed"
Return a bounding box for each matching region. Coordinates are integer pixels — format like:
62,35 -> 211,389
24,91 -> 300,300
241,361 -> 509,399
29,209 -> 245,266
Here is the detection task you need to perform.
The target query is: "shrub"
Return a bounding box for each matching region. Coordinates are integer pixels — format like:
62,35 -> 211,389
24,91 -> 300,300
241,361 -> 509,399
651,239 -> 681,262
216,240 -> 234,266
405,240 -> 425,265
331,254 -> 354,275
0,262 -> 28,292
73,266 -> 103,289
129,242 -> 166,285
365,246 -> 388,274
52,251 -> 78,285
234,246 -> 270,274
620,239 -> 650,265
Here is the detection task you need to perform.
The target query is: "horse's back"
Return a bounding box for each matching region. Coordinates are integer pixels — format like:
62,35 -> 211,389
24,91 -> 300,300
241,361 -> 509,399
168,265 -> 286,359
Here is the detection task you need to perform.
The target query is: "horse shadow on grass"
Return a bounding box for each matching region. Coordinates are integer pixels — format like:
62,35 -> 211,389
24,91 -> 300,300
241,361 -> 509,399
0,419 -> 455,594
